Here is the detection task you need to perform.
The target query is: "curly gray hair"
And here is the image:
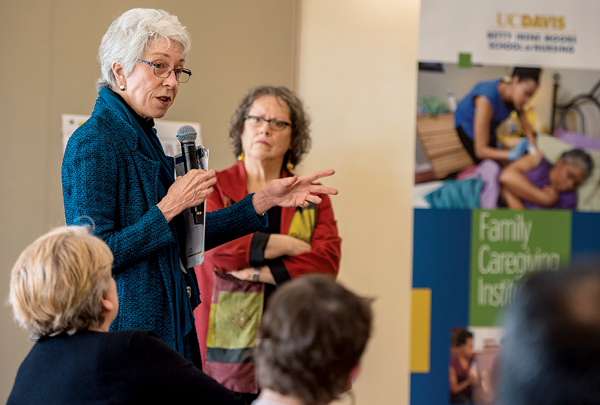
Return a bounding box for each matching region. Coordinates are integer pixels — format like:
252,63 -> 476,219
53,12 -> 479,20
229,86 -> 312,170
561,148 -> 594,178
97,8 -> 191,91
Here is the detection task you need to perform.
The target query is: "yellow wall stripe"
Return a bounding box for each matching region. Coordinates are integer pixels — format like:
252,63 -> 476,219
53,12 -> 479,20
410,288 -> 432,373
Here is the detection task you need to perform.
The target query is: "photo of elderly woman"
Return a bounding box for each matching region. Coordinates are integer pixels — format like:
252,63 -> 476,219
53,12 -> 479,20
499,148 -> 593,209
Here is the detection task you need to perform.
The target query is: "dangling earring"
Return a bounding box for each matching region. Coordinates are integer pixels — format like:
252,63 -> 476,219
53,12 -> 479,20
237,152 -> 244,162
286,155 -> 294,171
119,85 -> 126,91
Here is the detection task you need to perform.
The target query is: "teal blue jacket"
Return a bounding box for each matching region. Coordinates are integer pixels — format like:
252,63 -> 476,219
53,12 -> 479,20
62,96 -> 266,353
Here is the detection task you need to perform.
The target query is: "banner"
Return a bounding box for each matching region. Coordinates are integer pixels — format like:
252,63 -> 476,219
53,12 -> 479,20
469,209 -> 571,327
419,0 -> 600,70
412,2 -> 600,404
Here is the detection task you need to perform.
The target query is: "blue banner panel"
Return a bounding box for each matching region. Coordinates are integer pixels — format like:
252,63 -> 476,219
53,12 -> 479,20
572,211 -> 600,261
411,209 -> 472,405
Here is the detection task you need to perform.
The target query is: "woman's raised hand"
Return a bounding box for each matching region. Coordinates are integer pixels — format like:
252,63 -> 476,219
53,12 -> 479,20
157,169 -> 217,222
251,169 -> 338,215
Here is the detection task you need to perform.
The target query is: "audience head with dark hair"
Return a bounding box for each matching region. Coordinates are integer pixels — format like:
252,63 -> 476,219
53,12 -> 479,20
498,263 -> 600,405
254,274 -> 373,405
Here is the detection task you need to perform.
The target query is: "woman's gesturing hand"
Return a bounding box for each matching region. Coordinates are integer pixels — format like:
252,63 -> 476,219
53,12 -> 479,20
157,169 -> 217,222
251,169 -> 338,215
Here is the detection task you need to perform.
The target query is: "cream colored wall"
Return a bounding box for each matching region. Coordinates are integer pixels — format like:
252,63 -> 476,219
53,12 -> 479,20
296,1 -> 419,404
0,1 -> 296,402
0,2 -> 53,398
1,0 -> 420,403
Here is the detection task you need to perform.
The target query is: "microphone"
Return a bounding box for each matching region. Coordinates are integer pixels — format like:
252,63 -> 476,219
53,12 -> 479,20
176,125 -> 204,225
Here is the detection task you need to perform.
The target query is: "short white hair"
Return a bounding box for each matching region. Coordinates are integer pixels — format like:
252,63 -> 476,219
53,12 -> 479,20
96,8 -> 191,91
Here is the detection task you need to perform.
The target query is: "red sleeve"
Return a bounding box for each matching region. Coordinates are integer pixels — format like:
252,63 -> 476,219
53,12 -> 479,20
204,183 -> 341,279
279,194 -> 341,280
203,182 -> 253,272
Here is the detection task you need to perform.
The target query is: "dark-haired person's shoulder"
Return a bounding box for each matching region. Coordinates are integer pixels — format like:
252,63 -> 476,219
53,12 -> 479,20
121,330 -> 249,404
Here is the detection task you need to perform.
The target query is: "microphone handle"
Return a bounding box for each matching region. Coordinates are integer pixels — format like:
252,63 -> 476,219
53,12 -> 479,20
181,142 -> 204,225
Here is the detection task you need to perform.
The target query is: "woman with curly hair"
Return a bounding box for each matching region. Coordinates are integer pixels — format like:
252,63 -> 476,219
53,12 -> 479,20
194,86 -> 342,402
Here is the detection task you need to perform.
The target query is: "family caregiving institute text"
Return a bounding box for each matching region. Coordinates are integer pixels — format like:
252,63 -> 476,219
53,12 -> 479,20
475,212 -> 561,308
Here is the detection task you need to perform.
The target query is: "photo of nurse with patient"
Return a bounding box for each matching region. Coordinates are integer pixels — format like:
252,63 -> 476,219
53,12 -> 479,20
414,62 -> 600,212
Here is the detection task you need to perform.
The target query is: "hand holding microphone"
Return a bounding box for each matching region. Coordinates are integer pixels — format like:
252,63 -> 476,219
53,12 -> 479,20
156,126 -> 215,223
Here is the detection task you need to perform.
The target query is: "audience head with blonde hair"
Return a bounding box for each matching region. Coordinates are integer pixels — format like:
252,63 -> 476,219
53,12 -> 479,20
254,274 -> 373,405
9,226 -> 116,340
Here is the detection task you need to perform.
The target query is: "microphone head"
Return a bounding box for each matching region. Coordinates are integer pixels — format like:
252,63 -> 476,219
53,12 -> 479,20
176,125 -> 197,144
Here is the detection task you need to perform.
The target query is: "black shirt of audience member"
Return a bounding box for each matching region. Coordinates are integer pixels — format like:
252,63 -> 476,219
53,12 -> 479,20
8,330 -> 247,405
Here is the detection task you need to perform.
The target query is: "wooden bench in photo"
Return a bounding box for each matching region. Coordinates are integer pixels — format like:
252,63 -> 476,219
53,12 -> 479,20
416,113 -> 474,179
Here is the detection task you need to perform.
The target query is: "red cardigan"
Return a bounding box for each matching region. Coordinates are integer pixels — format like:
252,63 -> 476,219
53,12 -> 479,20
193,161 -> 341,362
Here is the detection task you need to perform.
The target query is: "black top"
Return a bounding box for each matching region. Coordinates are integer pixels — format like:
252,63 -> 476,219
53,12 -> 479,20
7,329 -> 248,405
264,206 -> 282,298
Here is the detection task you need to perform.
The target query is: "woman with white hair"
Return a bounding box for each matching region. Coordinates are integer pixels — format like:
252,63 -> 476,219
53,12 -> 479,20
499,148 -> 593,209
61,8 -> 337,369
8,226 -> 248,404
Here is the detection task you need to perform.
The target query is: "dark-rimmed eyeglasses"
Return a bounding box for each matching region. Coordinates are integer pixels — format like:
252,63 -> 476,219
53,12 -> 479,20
244,115 -> 291,131
137,59 -> 192,83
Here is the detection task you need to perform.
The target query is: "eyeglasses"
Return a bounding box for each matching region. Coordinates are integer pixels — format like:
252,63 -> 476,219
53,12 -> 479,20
137,59 -> 192,83
244,115 -> 291,131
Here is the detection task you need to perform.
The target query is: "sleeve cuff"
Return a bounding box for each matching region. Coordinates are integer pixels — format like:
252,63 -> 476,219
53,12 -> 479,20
247,193 -> 269,227
249,232 -> 270,267
268,258 -> 291,285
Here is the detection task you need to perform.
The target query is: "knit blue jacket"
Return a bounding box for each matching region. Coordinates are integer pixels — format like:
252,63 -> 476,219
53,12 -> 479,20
62,96 -> 266,351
